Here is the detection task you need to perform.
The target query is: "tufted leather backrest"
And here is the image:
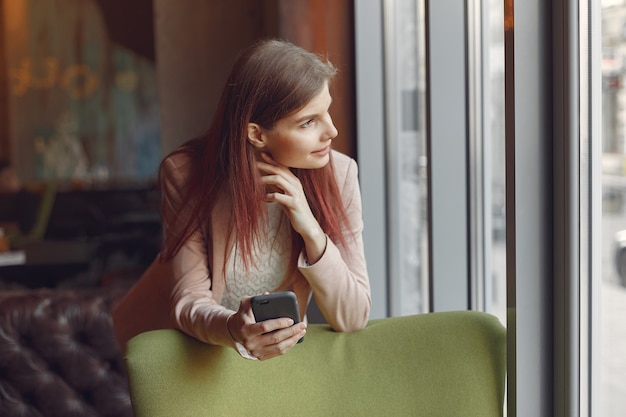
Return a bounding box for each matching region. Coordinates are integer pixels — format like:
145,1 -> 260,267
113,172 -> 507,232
0,285 -> 133,417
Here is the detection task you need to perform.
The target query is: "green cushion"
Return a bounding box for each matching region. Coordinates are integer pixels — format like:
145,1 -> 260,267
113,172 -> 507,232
125,310 -> 506,417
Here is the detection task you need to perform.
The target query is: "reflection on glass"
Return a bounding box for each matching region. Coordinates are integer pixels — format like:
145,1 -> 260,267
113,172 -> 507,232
601,1 -> 626,415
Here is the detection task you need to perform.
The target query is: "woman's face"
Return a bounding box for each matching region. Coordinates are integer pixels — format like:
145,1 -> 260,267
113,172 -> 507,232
250,83 -> 338,169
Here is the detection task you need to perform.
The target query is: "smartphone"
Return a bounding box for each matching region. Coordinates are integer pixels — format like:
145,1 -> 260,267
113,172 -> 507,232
250,291 -> 304,343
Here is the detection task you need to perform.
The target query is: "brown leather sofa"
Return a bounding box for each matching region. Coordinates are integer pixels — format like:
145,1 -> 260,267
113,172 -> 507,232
0,282 -> 133,417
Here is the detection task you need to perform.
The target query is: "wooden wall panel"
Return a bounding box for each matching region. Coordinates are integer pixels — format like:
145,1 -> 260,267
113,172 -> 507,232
154,0 -> 267,154
275,0 -> 356,158
0,0 -> 11,161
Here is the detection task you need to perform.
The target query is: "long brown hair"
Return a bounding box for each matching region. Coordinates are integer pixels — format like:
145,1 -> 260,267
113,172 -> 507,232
160,38 -> 351,281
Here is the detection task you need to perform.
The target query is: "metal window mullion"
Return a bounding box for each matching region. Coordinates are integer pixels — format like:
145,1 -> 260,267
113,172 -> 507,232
553,0 -> 581,416
354,1 -> 388,320
467,0 -> 487,312
425,0 -> 470,312
505,1 -> 555,416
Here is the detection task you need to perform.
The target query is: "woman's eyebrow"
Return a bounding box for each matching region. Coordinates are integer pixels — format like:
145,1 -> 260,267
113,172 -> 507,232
293,98 -> 333,124
294,113 -> 319,123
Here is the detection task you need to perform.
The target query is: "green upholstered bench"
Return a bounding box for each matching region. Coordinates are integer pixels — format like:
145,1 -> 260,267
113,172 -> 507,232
124,310 -> 506,417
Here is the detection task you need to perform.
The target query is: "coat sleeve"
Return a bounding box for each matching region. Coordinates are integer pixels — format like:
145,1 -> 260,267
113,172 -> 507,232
297,154 -> 371,332
160,155 -> 235,349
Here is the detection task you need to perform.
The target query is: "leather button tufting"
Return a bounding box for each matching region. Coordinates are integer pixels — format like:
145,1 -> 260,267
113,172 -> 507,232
0,284 -> 134,417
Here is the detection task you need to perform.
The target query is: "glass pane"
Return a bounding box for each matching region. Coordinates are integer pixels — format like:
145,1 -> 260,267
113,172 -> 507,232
385,0 -> 429,315
486,0 -> 507,324
2,0 -> 161,182
601,1 -> 626,415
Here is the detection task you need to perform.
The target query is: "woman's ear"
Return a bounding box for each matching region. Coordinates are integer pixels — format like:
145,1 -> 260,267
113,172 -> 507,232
247,123 -> 266,148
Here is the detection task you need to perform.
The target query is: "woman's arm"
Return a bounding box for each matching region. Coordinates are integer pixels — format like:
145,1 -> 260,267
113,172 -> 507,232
296,155 -> 371,332
160,154 -> 235,348
257,152 -> 371,332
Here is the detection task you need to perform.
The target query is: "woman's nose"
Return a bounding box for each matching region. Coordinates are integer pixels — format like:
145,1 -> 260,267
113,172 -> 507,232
325,115 -> 338,140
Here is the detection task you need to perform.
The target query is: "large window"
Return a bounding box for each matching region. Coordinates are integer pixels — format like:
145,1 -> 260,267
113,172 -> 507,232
358,0 -> 626,416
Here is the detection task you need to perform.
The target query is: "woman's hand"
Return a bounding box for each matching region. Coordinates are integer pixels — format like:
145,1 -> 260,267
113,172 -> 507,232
227,296 -> 307,361
256,152 -> 327,263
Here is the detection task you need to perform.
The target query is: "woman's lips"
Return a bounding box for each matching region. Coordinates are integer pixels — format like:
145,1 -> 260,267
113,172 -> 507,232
312,145 -> 331,156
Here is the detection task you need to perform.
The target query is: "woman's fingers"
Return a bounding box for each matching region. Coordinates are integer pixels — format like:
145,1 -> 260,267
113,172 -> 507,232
255,331 -> 306,361
245,320 -> 307,361
257,162 -> 297,186
229,297 -> 259,344
255,152 -> 324,259
257,160 -> 312,221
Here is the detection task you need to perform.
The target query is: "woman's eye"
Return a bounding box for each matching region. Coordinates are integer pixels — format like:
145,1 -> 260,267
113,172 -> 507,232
301,119 -> 314,128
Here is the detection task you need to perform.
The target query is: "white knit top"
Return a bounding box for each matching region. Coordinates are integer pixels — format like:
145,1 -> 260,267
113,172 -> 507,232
220,202 -> 292,311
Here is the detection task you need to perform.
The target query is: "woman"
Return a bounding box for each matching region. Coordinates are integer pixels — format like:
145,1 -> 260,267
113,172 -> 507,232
113,38 -> 370,361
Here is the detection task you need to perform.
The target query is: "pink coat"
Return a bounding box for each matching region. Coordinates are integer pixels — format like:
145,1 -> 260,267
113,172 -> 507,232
112,150 -> 371,351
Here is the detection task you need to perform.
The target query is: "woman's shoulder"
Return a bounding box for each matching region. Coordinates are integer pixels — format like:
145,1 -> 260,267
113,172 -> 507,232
331,150 -> 358,180
160,145 -> 198,190
162,140 -> 203,174
163,141 -> 199,169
